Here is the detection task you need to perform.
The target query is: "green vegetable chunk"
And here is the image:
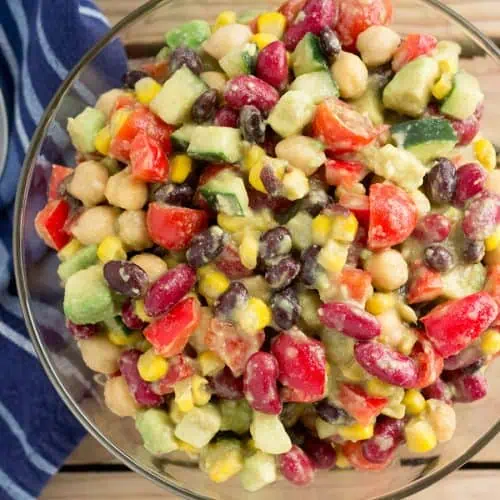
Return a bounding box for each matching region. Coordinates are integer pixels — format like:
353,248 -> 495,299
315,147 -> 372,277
441,70 -> 484,120
57,245 -> 98,282
136,409 -> 179,455
187,126 -> 242,163
67,107 -> 106,153
165,20 -> 211,50
292,33 -> 327,77
290,71 -> 339,104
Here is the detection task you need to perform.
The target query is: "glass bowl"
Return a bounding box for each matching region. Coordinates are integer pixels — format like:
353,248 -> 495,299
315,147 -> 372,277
13,0 -> 500,498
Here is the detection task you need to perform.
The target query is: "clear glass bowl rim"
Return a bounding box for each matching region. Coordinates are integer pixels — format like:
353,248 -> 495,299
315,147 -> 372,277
12,0 -> 500,498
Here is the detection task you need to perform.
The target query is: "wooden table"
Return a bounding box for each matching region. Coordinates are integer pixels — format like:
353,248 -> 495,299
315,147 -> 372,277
40,1 -> 500,498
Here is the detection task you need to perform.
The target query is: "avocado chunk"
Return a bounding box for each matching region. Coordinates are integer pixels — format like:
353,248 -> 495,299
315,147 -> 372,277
219,399 -> 252,434
351,74 -> 386,126
383,57 -> 439,117
286,211 -> 313,251
136,409 -> 179,456
67,107 -> 106,154
219,43 -> 257,79
241,451 -> 277,492
290,71 -> 339,104
63,265 -> 115,325
187,126 -> 242,163
57,244 -> 98,282
200,439 -> 244,482
165,20 -> 211,50
171,123 -> 197,150
442,263 -> 486,299
174,404 -> 222,449
292,33 -> 328,77
441,70 -> 484,120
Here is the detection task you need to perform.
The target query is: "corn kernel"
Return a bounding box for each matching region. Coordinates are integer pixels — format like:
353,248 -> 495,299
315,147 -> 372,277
137,348 -> 169,382
217,213 -> 247,233
174,377 -> 194,413
192,375 -> 212,406
338,422 -> 374,442
239,230 -> 260,270
438,58 -> 457,75
282,167 -> 309,201
249,163 -> 267,193
57,239 -> 83,261
197,264 -> 217,280
198,351 -> 225,376
398,329 -> 418,356
382,402 -> 406,420
135,77 -> 162,105
135,299 -> 153,323
213,10 -> 237,31
432,73 -> 453,100
481,329 -> 500,356
236,297 -> 271,334
311,214 -> 333,246
170,154 -> 193,184
95,125 -> 111,156
330,213 -> 359,243
474,138 -> 497,171
257,12 -> 287,39
405,418 -> 437,453
250,33 -> 279,50
170,401 -> 185,424
317,239 -> 349,274
108,330 -> 142,347
366,378 -> 397,398
110,108 -> 132,137
207,448 -> 244,483
403,389 -> 426,416
97,236 -> 127,263
335,450 -> 351,469
366,293 -> 395,315
198,270 -> 230,302
243,144 -> 265,173
485,226 -> 500,252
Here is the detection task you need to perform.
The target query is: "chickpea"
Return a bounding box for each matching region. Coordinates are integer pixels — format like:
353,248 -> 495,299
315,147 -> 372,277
78,335 -> 122,374
105,168 -> 148,210
409,190 -> 431,218
331,51 -> 368,99
426,399 -> 456,442
365,249 -> 409,291
131,253 -> 168,283
67,160 -> 109,207
200,71 -> 228,94
202,24 -> 253,60
117,210 -> 153,251
356,26 -> 401,67
484,169 -> 500,196
95,88 -> 131,118
71,206 -> 120,245
378,308 -> 406,347
104,375 -> 139,418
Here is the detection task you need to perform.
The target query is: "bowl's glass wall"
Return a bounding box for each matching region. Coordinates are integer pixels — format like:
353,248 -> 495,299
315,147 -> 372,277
15,1 -> 500,499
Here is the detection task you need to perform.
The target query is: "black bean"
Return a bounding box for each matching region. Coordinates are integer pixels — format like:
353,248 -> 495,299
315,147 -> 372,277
271,287 -> 300,330
121,70 -> 149,89
260,164 -> 282,196
153,183 -> 194,206
424,245 -> 455,272
463,238 -> 485,263
168,46 -> 203,75
319,27 -> 341,61
239,105 -> 265,144
265,256 -> 301,290
315,400 -> 352,424
214,282 -> 249,319
191,89 -> 218,124
259,227 -> 292,263
103,261 -> 149,298
424,158 -> 457,205
300,245 -> 322,287
186,226 -> 226,268
301,185 -> 331,217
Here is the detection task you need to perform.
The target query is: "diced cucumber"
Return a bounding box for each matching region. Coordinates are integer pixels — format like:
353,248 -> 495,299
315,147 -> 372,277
171,124 -> 197,150
268,90 -> 316,138
290,71 -> 339,104
442,263 -> 486,299
250,411 -> 292,455
285,211 -> 313,250
136,409 -> 179,456
292,33 -> 327,77
67,107 -> 106,154
240,451 -> 277,492
57,244 -> 98,282
165,20 -> 211,50
440,70 -> 484,120
187,126 -> 242,163
219,43 -> 257,79
276,135 -> 326,176
298,290 -> 322,330
150,66 -> 208,125
320,329 -> 355,366
391,118 -> 458,163
432,41 -> 461,72
174,403 -> 221,448
200,439 -> 244,483
316,417 -> 339,439
351,74 -> 386,126
219,399 -> 252,434
383,57 -> 440,117
63,265 -> 115,325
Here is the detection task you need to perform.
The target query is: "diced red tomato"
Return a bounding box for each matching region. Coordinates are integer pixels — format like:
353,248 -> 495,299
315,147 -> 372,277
312,98 -> 378,154
485,265 -> 500,311
392,33 -> 438,72
146,202 -> 209,250
421,292 -> 498,358
407,261 -> 443,304
214,242 -> 253,279
144,297 -> 201,358
368,183 -> 417,250
278,0 -> 307,25
338,383 -> 387,425
324,159 -> 368,188
34,199 -> 71,250
130,132 -> 169,183
151,354 -> 196,395
342,441 -> 394,471
141,60 -> 169,83
411,333 -> 444,389
338,268 -> 373,305
339,193 -> 370,227
48,165 -> 72,201
337,0 -> 393,51
205,318 -> 265,377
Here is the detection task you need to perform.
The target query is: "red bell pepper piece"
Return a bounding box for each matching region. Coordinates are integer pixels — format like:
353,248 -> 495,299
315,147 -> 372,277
337,267 -> 373,305
338,383 -> 388,425
407,261 -> 443,304
130,132 -> 169,183
151,354 -> 196,395
34,199 -> 71,250
392,33 -> 438,72
48,164 -> 72,201
325,159 -> 368,188
411,333 -> 444,389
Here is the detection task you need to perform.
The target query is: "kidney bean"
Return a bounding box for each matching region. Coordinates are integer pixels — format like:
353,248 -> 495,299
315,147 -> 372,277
214,282 -> 249,319
122,70 -> 149,89
450,102 -> 483,146
239,105 -> 266,144
318,302 -> 381,341
121,299 -> 148,330
191,89 -> 218,123
462,192 -> 500,240
315,399 -> 352,424
278,445 -> 315,486
271,287 -> 300,330
224,75 -> 280,113
422,378 -> 453,405
214,106 -> 239,128
319,26 -> 341,60
152,183 -> 194,206
168,46 -> 203,76
424,158 -> 457,205
412,214 -> 451,243
120,349 -> 163,406
66,319 -> 98,340
144,263 -> 196,317
260,227 -> 293,263
362,416 -> 404,464
454,163 -> 487,207
424,244 -> 455,272
449,370 -> 488,402
103,261 -> 149,298
303,436 -> 336,469
256,40 -> 288,90
186,226 -> 226,268
265,256 -> 301,290
208,366 -> 244,400
443,345 -> 484,371
463,238 -> 485,264
300,245 -> 323,287
354,342 -> 419,388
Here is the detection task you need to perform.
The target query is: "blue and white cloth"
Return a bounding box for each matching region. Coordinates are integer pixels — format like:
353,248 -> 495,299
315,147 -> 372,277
0,1 -> 126,498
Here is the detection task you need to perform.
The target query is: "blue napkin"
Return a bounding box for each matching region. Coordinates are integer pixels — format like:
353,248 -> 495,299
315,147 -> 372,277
0,1 -> 127,498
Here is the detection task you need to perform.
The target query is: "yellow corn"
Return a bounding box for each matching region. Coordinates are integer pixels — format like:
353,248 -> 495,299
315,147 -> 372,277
57,239 -> 82,261
366,293 -> 395,316
107,330 -> 142,347
243,144 -> 265,173
213,10 -> 237,31
134,299 -> 153,323
197,264 -> 217,280
335,450 -> 351,469
338,422 -> 374,442
109,108 -> 131,137
481,329 -> 500,356
135,77 -> 162,105
137,348 -> 169,382
248,162 -> 267,193
198,270 -> 230,302
403,389 -> 426,416
282,167 -> 309,200
169,401 -> 185,424
192,375 -> 212,406
398,329 -> 418,356
317,239 -> 348,274
432,73 -> 453,100
170,154 -> 193,184
236,297 -> 271,334
405,418 -> 437,453
330,212 -> 359,243
474,138 -> 497,171
366,378 -> 397,398
485,227 -> 500,252
257,12 -> 287,39
217,213 -> 248,233
95,125 -> 111,156
174,377 -> 194,413
97,236 -> 127,263
438,58 -> 458,75
198,351 -> 225,376
311,214 -> 333,246
239,230 -> 259,270
250,33 -> 279,50
207,447 -> 244,483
